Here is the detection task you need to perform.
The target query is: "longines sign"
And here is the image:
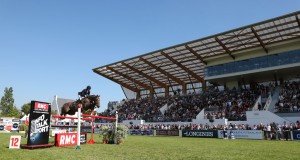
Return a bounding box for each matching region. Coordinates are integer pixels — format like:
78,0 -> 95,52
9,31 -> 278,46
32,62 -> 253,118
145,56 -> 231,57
182,130 -> 218,138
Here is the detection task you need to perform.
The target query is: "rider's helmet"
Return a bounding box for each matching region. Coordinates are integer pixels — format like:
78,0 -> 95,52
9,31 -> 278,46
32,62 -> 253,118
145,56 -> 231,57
87,85 -> 91,90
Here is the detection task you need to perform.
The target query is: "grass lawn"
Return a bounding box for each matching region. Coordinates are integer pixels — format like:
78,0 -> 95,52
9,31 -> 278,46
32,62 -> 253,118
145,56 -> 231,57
0,132 -> 299,160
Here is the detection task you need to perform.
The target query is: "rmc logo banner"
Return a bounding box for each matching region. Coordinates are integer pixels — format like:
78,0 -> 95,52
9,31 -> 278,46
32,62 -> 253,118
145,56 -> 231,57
55,133 -> 87,147
55,133 -> 78,147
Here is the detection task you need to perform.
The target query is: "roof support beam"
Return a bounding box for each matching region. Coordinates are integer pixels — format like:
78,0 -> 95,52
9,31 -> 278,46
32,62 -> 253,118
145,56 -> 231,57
185,45 -> 207,65
149,81 -> 157,98
167,77 -> 176,95
161,51 -> 205,84
139,58 -> 184,85
296,15 -> 300,28
121,62 -> 166,88
187,74 -> 196,94
251,27 -> 268,53
215,37 -> 235,60
106,67 -> 152,91
93,70 -> 139,92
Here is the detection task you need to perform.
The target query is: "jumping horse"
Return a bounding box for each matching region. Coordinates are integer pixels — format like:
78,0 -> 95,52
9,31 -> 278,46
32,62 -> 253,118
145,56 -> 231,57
61,95 -> 100,116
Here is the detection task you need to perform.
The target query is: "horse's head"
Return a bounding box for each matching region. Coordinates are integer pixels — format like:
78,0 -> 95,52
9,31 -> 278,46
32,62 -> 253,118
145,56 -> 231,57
94,95 -> 100,108
88,95 -> 100,108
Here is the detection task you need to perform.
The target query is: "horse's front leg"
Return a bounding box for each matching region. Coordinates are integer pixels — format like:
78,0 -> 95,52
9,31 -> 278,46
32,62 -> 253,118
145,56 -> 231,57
76,103 -> 85,113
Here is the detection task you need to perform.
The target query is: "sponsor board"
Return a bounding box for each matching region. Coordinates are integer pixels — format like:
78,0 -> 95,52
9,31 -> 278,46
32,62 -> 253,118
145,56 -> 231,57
55,133 -> 77,147
292,131 -> 300,140
51,129 -> 67,137
11,123 -> 19,132
55,133 -> 87,147
218,130 -> 263,139
34,102 -> 49,111
27,101 -> 51,146
182,130 -> 218,138
128,129 -> 153,136
5,126 -> 12,131
156,130 -> 179,136
80,133 -> 87,144
218,130 -> 226,139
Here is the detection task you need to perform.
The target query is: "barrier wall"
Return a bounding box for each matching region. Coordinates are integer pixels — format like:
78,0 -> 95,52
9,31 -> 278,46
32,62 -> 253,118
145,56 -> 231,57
122,120 -> 145,125
54,132 -> 87,147
128,129 -> 266,140
128,129 -> 153,136
155,130 -> 179,136
291,130 -> 300,140
218,130 -> 263,139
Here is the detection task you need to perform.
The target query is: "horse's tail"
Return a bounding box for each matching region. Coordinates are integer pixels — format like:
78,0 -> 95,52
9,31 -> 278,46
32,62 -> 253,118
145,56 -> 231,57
61,105 -> 65,116
61,103 -> 70,116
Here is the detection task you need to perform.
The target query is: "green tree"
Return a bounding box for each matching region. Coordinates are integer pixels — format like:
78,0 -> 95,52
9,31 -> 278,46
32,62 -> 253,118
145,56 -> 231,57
0,87 -> 20,118
8,106 -> 21,118
21,102 -> 31,115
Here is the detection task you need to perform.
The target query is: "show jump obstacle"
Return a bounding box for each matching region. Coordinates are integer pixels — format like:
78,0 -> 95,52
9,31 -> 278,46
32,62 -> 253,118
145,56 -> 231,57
20,100 -> 117,150
52,108 -> 117,148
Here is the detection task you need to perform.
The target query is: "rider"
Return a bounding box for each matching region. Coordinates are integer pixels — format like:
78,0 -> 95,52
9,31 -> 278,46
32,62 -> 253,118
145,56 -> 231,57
78,85 -> 91,100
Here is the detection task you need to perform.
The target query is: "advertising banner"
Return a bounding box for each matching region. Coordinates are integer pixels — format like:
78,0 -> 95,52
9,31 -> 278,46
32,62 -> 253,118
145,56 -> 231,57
55,133 -> 87,147
11,123 -> 19,132
80,133 -> 87,144
27,101 -> 51,146
11,119 -> 19,132
156,130 -> 179,136
182,130 -> 218,138
128,129 -> 154,136
55,133 -> 77,147
51,129 -> 67,137
218,130 -> 263,139
217,130 -> 228,139
292,130 -> 300,140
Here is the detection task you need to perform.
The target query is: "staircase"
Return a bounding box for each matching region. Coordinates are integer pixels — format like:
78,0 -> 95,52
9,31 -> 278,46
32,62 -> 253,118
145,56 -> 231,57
264,86 -> 280,112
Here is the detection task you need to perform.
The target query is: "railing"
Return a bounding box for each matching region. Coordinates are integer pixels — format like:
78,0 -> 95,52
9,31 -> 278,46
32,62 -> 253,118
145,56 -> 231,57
159,104 -> 168,115
263,95 -> 272,111
252,96 -> 261,111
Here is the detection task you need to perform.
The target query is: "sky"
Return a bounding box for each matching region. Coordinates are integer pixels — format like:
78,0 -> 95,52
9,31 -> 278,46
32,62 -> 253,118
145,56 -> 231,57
0,1 -> 299,112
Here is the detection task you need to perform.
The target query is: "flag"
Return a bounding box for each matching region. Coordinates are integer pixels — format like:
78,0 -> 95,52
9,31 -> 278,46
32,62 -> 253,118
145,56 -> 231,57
25,116 -> 29,126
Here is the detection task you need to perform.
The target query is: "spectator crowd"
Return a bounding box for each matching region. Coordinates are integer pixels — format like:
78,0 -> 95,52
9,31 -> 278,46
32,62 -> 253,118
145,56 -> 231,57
275,80 -> 300,113
97,80 -> 299,125
99,82 -> 278,122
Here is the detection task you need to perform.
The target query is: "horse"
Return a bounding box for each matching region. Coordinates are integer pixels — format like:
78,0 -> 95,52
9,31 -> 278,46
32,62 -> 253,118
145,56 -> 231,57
61,95 -> 100,116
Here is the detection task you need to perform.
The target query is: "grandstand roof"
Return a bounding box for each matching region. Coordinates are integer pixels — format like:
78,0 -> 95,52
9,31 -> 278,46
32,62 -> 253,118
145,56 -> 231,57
93,11 -> 300,92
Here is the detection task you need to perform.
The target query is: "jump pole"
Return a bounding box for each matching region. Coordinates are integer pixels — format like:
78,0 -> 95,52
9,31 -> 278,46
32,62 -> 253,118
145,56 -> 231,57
76,107 -> 81,150
87,112 -> 95,144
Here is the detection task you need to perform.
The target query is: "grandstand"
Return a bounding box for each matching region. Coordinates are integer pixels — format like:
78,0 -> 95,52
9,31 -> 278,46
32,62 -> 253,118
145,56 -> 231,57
93,11 -> 300,126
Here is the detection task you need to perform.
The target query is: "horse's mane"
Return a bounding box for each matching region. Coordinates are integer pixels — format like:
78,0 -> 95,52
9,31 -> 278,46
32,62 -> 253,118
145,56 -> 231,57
87,95 -> 99,99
